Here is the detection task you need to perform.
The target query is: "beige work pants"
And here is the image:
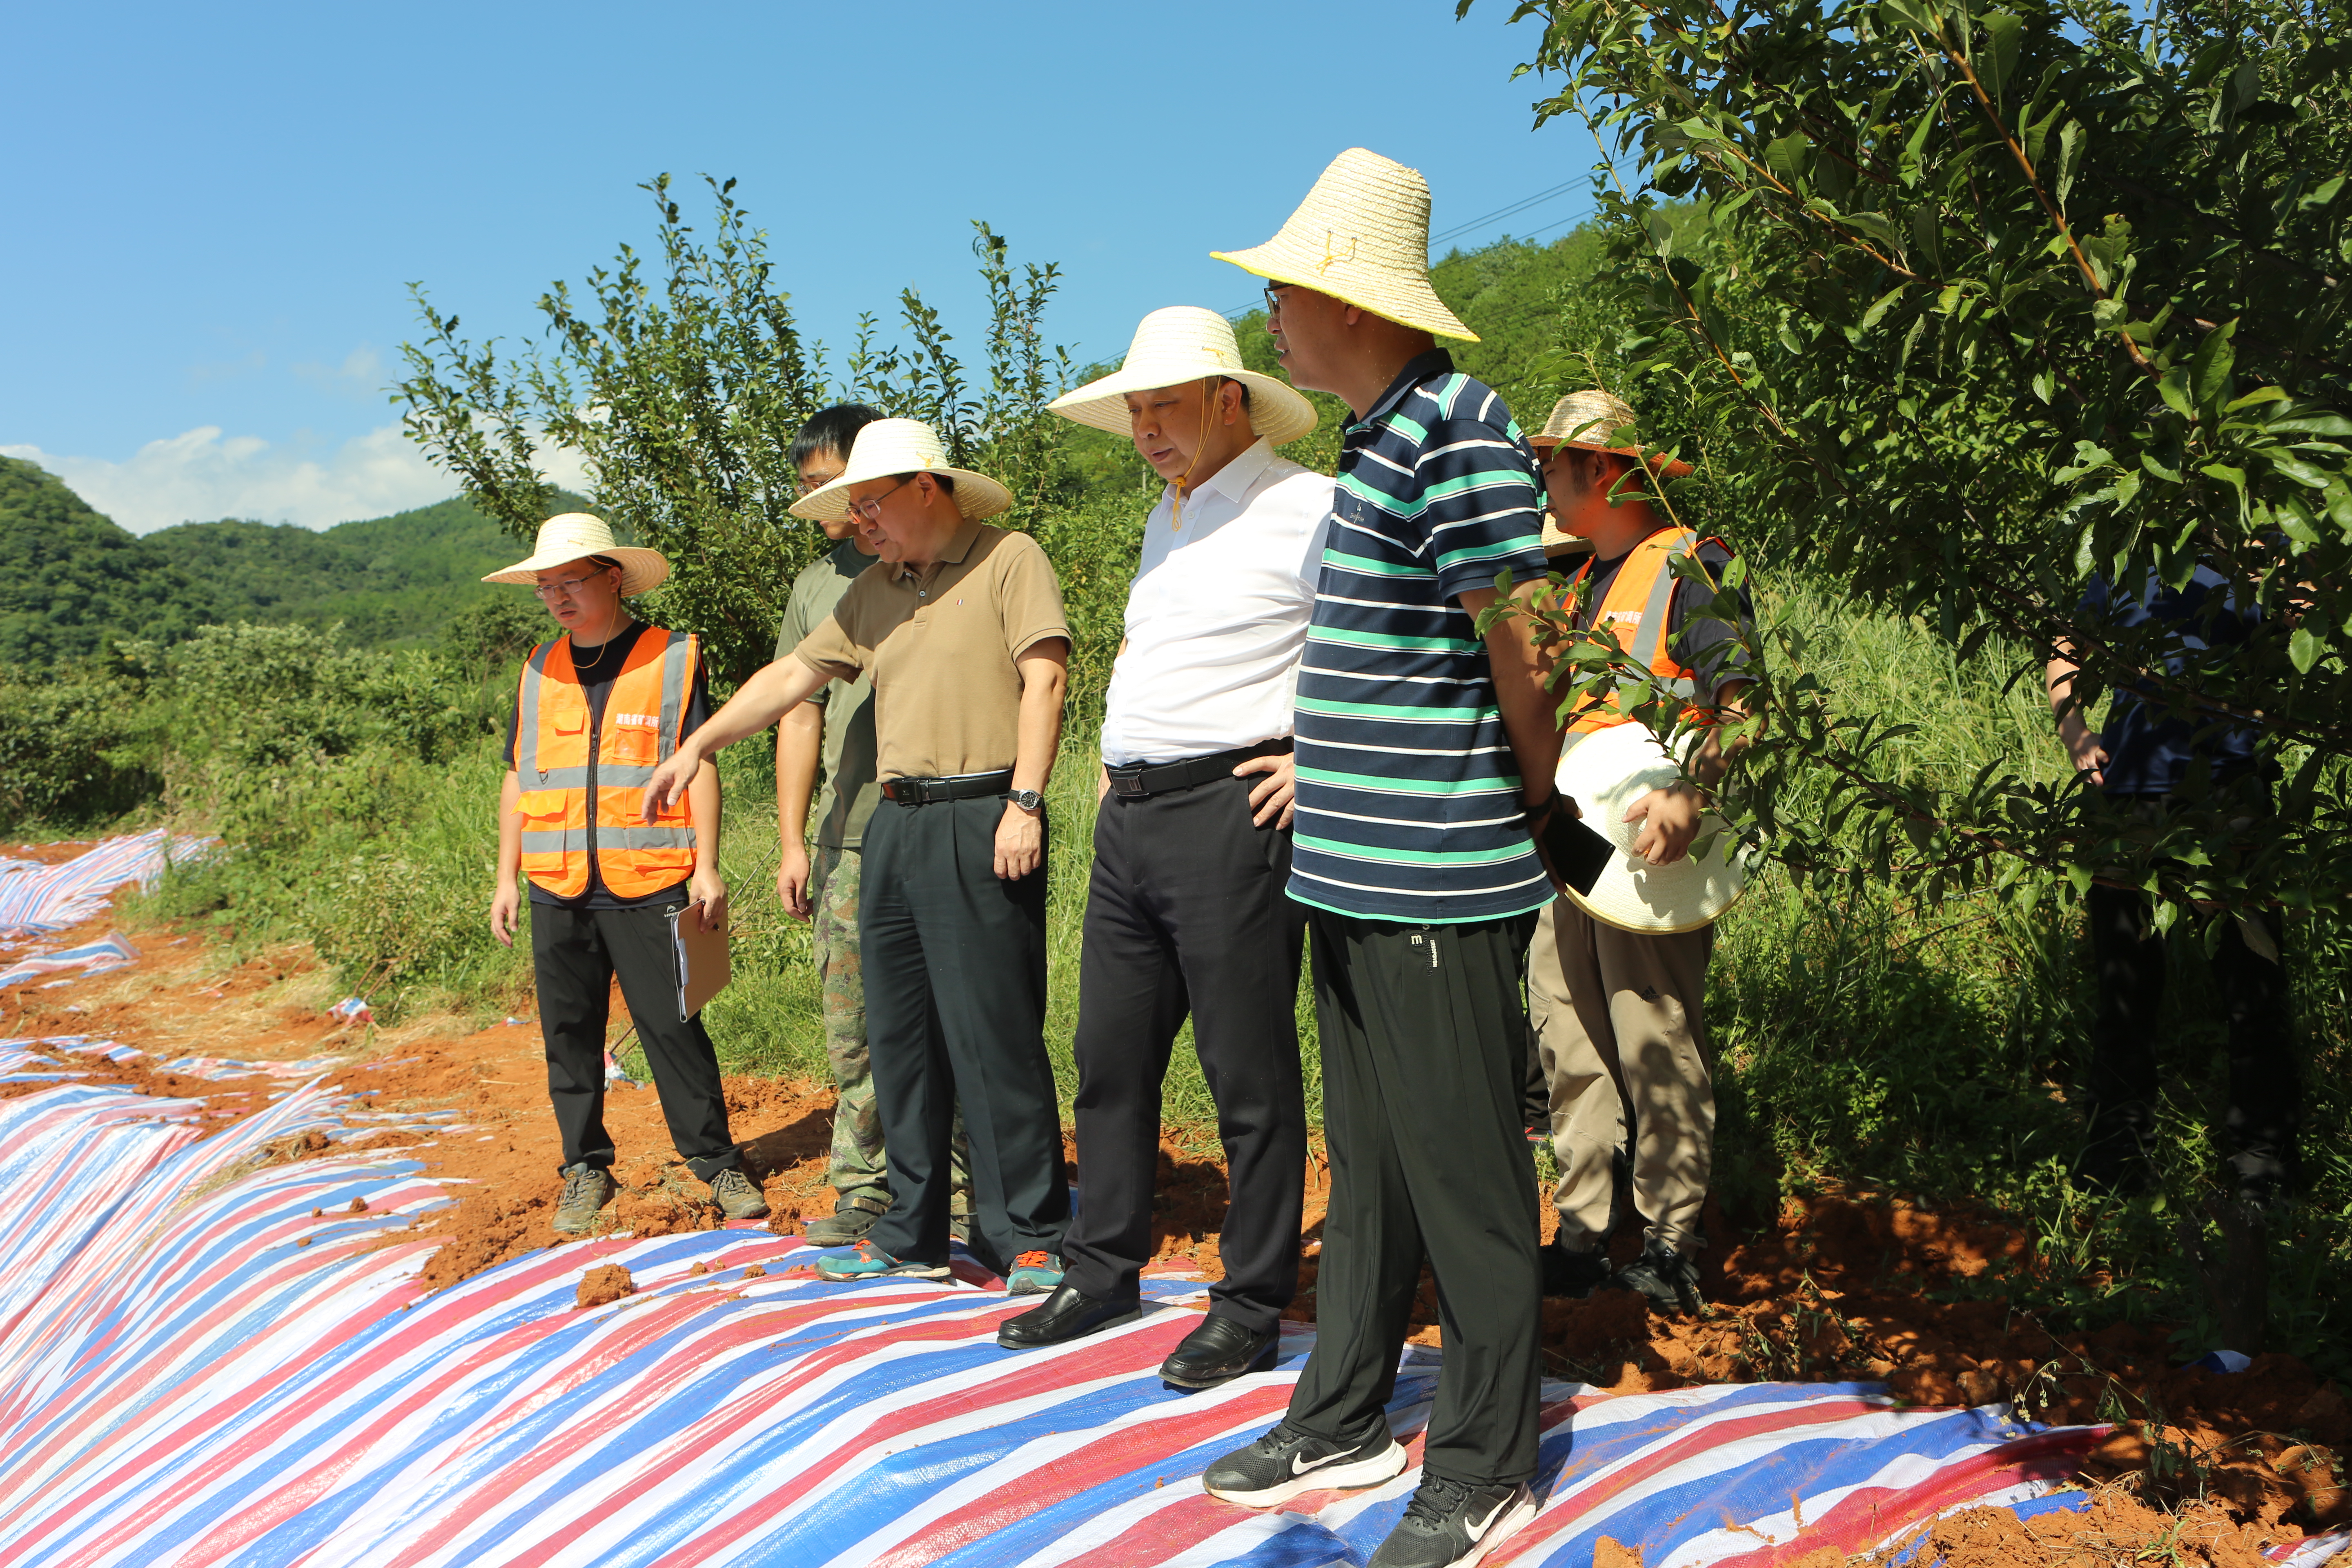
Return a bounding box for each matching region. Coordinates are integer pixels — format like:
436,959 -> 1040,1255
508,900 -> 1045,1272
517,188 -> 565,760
1528,897 -> 1716,1256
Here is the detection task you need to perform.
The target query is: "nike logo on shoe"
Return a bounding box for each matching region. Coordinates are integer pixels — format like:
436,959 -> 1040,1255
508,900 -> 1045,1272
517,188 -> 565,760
1290,1443 -> 1364,1476
1464,1494 -> 1511,1543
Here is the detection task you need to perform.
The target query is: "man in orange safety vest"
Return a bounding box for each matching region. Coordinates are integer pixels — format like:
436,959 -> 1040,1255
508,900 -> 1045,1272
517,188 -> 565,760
484,512 -> 770,1236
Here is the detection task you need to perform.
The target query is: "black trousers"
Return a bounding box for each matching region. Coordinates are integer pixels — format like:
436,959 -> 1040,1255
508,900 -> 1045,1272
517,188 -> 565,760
2086,880 -> 2301,1182
1063,772 -> 1307,1332
860,795 -> 1068,1276
530,891 -> 741,1181
1288,909 -> 1544,1487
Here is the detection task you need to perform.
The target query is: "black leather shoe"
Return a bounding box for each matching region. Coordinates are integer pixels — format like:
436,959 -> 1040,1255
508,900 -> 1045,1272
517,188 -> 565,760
996,1283 -> 1140,1350
1159,1313 -> 1278,1388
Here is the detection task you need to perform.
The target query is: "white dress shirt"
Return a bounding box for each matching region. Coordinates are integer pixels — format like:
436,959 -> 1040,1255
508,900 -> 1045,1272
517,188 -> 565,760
1099,438 -> 1335,767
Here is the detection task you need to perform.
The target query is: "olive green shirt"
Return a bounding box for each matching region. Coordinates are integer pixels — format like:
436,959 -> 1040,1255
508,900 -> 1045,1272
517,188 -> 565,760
793,520 -> 1069,782
776,537 -> 883,851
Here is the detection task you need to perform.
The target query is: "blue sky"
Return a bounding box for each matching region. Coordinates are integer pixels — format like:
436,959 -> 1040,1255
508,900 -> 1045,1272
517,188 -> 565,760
2,0 -> 1595,532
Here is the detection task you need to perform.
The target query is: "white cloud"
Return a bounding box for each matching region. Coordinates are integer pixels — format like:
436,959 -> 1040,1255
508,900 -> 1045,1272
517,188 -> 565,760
290,345 -> 385,400
1,423 -> 593,534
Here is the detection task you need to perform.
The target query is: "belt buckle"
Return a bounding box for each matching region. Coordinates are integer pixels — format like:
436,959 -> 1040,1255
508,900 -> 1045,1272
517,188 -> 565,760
1109,770 -> 1147,799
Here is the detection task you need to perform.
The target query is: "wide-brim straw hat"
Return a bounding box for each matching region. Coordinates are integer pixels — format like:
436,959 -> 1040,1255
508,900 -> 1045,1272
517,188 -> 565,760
1531,390 -> 1695,477
1047,307 -> 1318,448
789,417 -> 1011,523
1212,148 -> 1479,343
1552,722 -> 1750,933
481,512 -> 670,597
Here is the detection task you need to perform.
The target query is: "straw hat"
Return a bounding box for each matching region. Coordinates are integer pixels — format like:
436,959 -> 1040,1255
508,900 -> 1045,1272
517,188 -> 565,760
1549,722 -> 1750,933
482,512 -> 670,597
1212,148 -> 1478,343
1531,390 -> 1694,477
788,417 -> 1011,523
1047,307 -> 1317,447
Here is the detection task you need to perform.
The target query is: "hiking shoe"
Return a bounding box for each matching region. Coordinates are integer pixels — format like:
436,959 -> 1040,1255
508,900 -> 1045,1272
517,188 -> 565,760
1368,1476 -> 1538,1567
1201,1418 -> 1406,1508
1006,1250 -> 1064,1295
813,1239 -> 951,1281
707,1168 -> 771,1222
552,1162 -> 615,1235
1608,1238 -> 1702,1314
804,1188 -> 891,1244
1539,1241 -> 1611,1299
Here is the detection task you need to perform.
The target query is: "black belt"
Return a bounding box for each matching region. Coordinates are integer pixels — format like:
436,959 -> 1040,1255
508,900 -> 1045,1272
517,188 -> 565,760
880,769 -> 1016,806
1105,739 -> 1291,801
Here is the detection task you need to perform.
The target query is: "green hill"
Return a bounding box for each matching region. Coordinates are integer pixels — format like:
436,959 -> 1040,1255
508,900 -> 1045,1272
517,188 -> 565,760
145,495 -> 569,648
0,457 -> 207,665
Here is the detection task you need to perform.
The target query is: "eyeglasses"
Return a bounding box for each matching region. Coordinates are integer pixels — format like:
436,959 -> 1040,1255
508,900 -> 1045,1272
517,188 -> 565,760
1263,286 -> 1286,318
842,475 -> 917,523
797,468 -> 844,499
532,572 -> 610,600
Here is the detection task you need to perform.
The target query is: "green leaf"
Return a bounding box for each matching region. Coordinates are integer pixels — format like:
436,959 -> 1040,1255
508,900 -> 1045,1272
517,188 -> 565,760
2266,412 -> 2352,439
1861,284 -> 1909,330
2291,625 -> 2323,673
1764,131 -> 1813,183
2056,120 -> 2085,209
1840,209 -> 1903,251
2187,319 -> 2236,419
2032,367 -> 2056,403
2157,367 -> 2195,421
1982,12 -> 2024,102
2267,451 -> 2337,489
2223,386 -> 2288,414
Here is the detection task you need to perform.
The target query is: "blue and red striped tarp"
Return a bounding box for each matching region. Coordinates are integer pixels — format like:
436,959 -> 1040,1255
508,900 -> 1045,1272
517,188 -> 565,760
0,829 -> 210,938
0,1040 -> 2174,1568
0,932 -> 140,991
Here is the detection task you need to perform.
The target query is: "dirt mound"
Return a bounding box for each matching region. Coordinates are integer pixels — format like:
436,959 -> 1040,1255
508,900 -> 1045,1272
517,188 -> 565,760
575,1264 -> 634,1310
1892,1494 -> 2288,1568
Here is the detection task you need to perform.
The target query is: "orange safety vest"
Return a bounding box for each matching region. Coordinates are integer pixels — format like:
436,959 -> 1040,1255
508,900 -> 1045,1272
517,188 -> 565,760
1560,526 -> 1729,749
513,629 -> 700,900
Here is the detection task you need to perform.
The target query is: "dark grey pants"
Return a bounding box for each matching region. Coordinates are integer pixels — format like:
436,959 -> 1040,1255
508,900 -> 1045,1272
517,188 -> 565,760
1063,771 -> 1307,1332
1286,909 -> 1544,1487
530,891 -> 741,1181
860,795 -> 1068,1276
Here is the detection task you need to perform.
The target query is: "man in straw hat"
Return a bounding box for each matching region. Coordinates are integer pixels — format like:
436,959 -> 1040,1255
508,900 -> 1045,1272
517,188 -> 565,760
641,419 -> 1074,1292
993,307 -> 1329,1383
1528,389 -> 1754,1316
1197,148 -> 1564,1568
484,513 -> 771,1236
773,403 -> 976,1248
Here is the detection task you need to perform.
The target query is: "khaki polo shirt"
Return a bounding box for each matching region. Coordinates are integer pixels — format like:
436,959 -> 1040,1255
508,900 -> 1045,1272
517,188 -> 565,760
793,519 -> 1069,781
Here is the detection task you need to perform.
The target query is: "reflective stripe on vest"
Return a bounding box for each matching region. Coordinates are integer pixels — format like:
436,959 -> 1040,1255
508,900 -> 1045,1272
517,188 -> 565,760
1561,527 -> 1716,752
514,630 -> 699,899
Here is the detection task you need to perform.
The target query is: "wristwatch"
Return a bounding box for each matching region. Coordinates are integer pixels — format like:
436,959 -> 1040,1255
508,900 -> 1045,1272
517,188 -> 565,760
1008,788 -> 1044,813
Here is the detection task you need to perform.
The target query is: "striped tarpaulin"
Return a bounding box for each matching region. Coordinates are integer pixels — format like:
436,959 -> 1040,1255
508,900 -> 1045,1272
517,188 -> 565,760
0,829 -> 211,938
0,1054 -> 2178,1568
0,932 -> 140,991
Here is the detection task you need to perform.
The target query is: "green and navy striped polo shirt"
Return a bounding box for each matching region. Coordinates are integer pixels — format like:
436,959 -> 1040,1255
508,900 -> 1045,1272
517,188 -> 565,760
1290,350 -> 1554,924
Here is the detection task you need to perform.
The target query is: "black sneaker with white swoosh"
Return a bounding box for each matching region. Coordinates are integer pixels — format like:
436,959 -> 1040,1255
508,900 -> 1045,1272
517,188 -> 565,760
1199,1418 -> 1407,1508
1368,1476 -> 1539,1567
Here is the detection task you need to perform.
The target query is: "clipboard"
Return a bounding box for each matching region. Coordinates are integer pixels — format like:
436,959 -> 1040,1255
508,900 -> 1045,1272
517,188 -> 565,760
667,900 -> 732,1022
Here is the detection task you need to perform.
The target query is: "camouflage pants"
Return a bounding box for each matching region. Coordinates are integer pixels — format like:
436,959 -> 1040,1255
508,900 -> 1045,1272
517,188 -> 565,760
813,845 -> 971,1211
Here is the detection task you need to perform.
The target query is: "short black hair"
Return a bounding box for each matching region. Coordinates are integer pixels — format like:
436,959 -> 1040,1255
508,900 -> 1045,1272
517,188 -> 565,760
790,403 -> 886,472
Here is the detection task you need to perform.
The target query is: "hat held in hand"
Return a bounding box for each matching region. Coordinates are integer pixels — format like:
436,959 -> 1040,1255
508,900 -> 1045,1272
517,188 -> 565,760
1048,307 -> 1318,447
788,417 -> 1012,523
1546,722 -> 1750,934
1212,148 -> 1478,343
483,513 -> 670,597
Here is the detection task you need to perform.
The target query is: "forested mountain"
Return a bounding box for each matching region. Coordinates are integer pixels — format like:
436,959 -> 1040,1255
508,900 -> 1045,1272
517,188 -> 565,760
145,494 -> 581,648
0,461 -> 588,665
0,458 -> 207,665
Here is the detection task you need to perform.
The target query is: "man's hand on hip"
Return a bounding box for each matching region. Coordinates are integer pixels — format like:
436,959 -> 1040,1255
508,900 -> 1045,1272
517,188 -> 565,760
1233,752 -> 1298,829
995,799 -> 1043,880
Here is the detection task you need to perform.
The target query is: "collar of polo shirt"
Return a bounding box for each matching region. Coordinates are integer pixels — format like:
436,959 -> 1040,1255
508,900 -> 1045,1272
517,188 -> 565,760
892,515 -> 984,581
